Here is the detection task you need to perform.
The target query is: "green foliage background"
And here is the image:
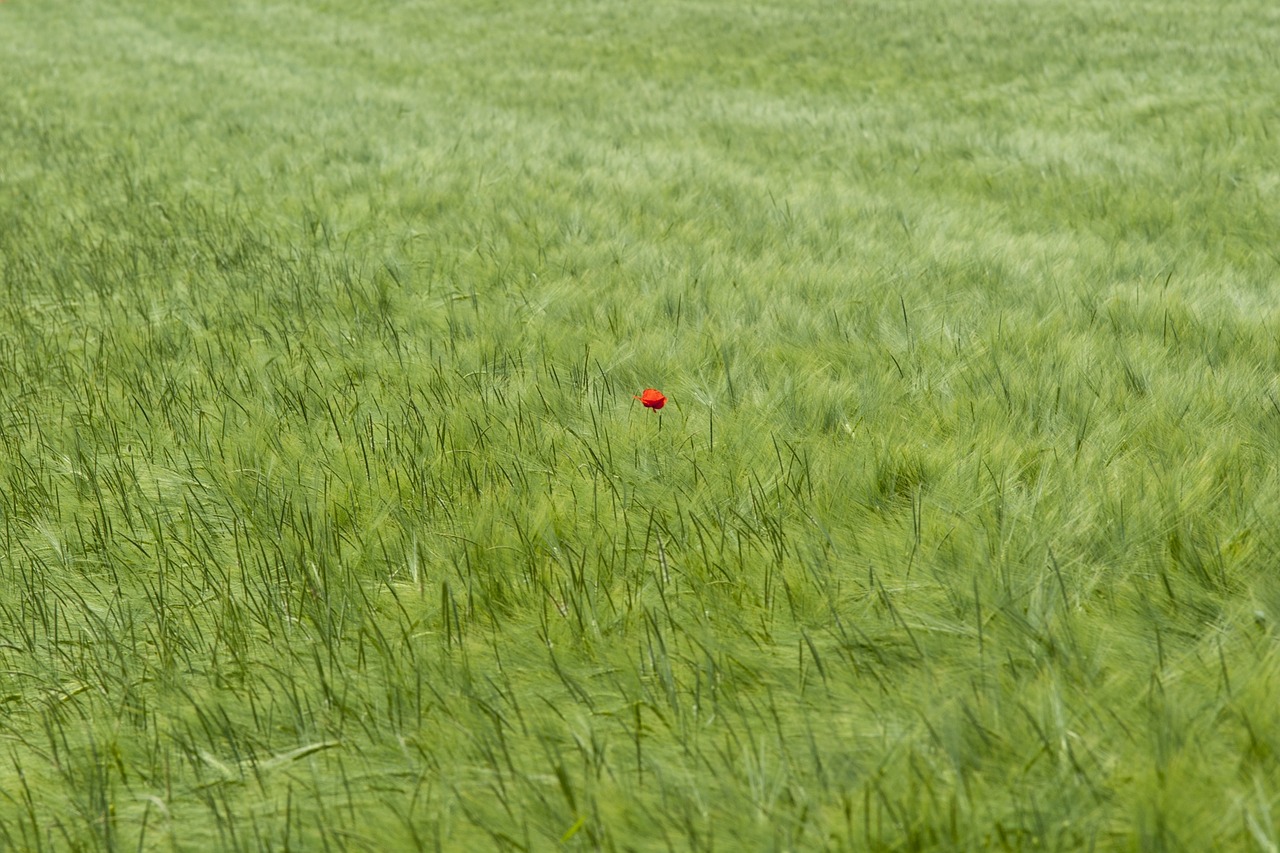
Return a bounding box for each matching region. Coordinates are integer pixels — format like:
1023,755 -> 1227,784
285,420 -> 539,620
4,0 -> 1280,849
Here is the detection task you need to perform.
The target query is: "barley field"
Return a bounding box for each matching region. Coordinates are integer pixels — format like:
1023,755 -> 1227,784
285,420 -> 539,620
4,1 -> 1280,849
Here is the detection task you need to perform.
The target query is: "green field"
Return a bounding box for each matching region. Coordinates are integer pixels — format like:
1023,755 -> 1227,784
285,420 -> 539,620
4,1 -> 1280,849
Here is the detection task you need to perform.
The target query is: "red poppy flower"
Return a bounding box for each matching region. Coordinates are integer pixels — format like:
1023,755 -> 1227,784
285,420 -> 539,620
635,388 -> 666,410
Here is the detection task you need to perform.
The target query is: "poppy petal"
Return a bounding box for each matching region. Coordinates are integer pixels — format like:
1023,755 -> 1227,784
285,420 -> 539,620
635,389 -> 666,409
